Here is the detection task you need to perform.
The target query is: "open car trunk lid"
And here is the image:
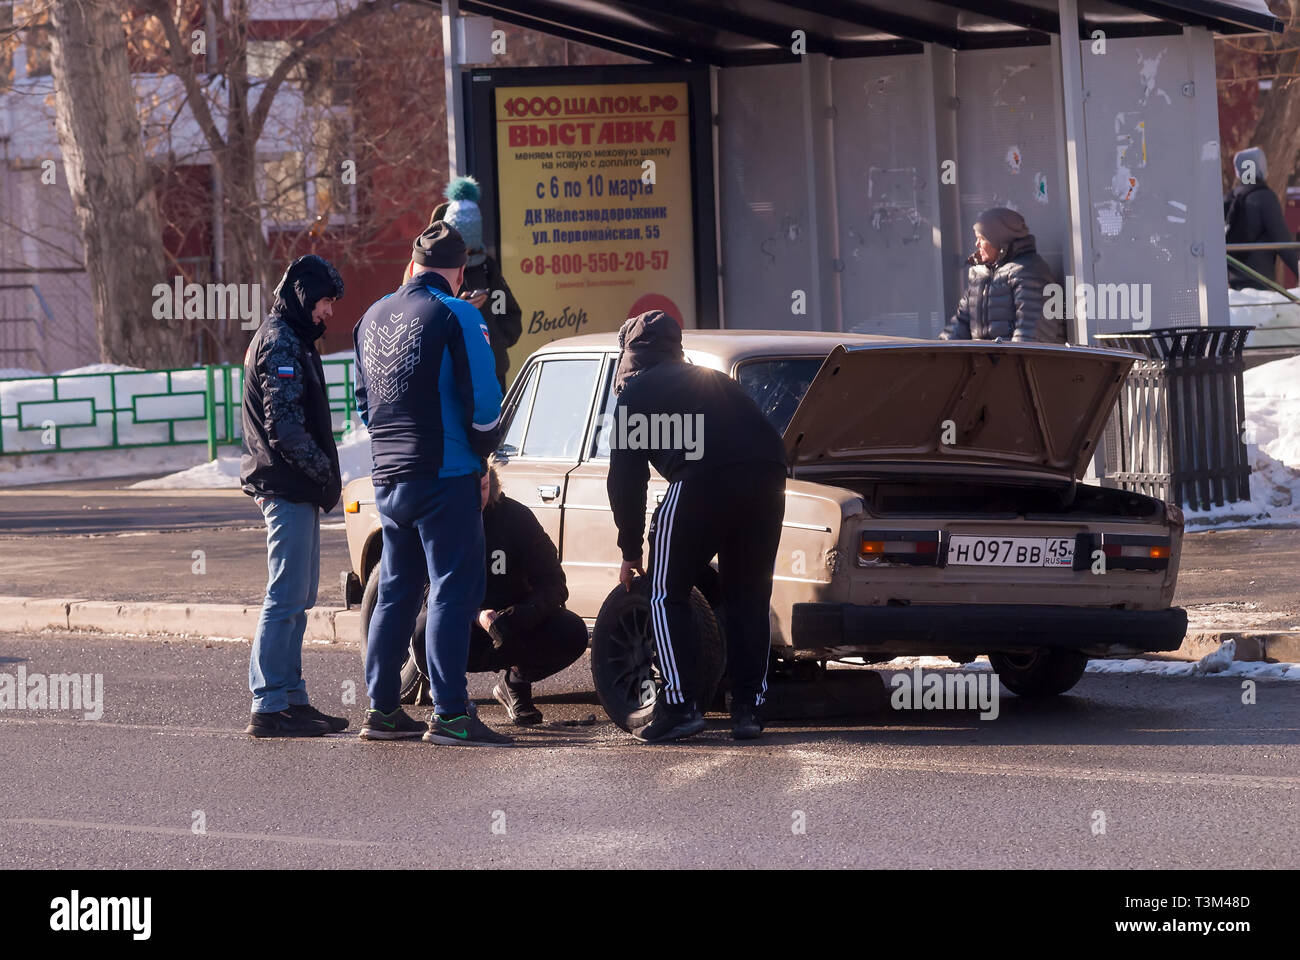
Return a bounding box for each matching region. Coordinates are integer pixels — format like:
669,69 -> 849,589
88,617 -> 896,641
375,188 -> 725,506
783,340 -> 1135,485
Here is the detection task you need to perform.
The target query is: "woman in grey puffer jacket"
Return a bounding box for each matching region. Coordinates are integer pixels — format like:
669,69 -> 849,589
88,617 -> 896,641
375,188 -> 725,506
940,207 -> 1064,343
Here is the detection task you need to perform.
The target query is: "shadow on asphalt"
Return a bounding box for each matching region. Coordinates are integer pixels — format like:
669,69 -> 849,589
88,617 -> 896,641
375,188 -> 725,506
748,686 -> 1300,748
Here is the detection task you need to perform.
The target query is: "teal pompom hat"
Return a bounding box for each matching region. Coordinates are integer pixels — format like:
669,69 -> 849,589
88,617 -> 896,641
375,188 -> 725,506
443,176 -> 484,260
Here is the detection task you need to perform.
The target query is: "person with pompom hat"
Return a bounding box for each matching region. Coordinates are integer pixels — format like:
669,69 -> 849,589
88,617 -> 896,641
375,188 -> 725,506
429,176 -> 523,391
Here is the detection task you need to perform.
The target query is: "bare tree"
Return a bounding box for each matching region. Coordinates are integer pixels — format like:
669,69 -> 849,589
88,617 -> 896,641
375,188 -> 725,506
1218,2 -> 1300,193
140,0 -> 398,360
46,0 -> 184,366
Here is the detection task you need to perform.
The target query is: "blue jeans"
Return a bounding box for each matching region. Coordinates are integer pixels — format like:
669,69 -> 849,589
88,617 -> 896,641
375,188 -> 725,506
249,496 -> 320,713
366,474 -> 484,716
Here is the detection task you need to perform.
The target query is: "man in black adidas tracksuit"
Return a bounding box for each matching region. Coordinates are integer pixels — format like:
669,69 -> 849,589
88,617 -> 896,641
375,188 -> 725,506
606,311 -> 788,743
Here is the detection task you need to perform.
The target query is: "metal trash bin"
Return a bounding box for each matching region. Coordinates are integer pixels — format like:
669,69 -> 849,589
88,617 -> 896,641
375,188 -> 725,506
1094,326 -> 1253,511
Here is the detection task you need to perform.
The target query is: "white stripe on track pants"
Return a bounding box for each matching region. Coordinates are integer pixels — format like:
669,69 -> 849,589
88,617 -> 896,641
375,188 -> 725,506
646,462 -> 785,707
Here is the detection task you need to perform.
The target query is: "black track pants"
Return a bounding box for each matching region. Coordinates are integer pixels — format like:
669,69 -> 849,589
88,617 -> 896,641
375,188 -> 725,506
646,462 -> 786,708
466,608 -> 589,684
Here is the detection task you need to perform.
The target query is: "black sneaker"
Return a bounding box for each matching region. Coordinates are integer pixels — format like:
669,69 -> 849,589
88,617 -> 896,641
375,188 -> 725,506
289,703 -> 348,733
246,709 -> 330,739
492,673 -> 543,726
424,709 -> 513,746
630,698 -> 706,743
730,701 -> 764,741
358,708 -> 426,740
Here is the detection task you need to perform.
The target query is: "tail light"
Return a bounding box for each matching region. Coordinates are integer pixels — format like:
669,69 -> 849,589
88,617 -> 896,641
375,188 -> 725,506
1073,533 -> 1171,571
859,529 -> 941,567
345,500 -> 361,514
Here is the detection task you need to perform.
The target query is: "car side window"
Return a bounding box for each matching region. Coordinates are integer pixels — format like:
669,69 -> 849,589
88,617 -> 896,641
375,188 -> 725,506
520,358 -> 602,460
589,360 -> 618,459
498,362 -> 539,458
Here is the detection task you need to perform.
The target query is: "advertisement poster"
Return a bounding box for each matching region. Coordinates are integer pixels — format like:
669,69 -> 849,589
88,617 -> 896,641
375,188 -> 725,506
494,81 -> 696,376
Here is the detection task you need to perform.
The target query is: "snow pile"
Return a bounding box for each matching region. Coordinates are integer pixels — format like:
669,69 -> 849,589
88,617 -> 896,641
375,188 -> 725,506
132,422 -> 373,490
57,363 -> 140,376
1183,601 -> 1294,631
1243,353 -> 1300,467
0,444 -> 215,487
1229,287 -> 1300,347
1184,354 -> 1300,528
1183,443 -> 1300,528
129,454 -> 242,490
877,654 -> 1300,682
336,422 -> 373,482
0,362 -> 140,380
1086,657 -> 1300,682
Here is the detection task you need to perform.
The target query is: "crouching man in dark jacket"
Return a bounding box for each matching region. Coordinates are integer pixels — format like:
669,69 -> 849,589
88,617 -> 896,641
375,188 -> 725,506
607,311 -> 788,743
410,463 -> 588,724
240,255 -> 347,738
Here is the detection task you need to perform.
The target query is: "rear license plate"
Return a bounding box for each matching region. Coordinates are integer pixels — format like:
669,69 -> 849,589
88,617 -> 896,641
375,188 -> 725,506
947,535 -> 1075,567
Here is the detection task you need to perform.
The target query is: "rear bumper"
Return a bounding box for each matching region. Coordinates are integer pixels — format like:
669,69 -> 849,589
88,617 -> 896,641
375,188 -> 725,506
790,603 -> 1188,654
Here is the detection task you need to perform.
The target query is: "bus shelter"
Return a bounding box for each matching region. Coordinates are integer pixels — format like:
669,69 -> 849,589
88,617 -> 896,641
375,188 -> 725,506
437,0 -> 1280,354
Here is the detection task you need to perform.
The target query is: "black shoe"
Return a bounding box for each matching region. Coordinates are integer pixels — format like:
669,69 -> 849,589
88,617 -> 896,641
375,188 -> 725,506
630,698 -> 705,743
246,709 -> 330,739
288,703 -> 348,733
730,701 -> 764,741
423,709 -> 513,746
493,672 -> 543,726
358,708 -> 426,740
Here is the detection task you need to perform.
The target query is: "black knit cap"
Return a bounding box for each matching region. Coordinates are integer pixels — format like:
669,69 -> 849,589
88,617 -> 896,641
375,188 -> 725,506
413,221 -> 468,268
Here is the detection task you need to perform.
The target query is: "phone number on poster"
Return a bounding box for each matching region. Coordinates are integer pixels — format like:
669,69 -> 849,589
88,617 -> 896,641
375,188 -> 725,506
519,251 -> 671,275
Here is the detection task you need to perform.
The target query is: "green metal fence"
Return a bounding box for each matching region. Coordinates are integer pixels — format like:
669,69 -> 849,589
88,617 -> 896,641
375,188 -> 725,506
0,360 -> 358,461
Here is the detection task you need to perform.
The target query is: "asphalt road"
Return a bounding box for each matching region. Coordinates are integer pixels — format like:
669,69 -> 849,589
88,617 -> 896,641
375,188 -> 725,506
0,488 -> 352,607
1,632 -> 1296,869
0,485 -> 1296,627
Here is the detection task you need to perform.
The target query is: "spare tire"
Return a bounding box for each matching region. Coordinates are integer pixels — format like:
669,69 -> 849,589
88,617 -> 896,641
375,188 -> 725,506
590,577 -> 724,732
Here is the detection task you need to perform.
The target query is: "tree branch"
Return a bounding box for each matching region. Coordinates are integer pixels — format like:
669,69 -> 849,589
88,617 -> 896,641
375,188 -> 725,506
249,0 -> 394,143
140,0 -> 227,162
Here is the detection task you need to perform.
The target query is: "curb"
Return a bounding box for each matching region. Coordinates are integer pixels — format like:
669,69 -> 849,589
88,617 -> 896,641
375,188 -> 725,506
1178,630 -> 1300,665
0,595 -> 358,645
0,596 -> 1296,664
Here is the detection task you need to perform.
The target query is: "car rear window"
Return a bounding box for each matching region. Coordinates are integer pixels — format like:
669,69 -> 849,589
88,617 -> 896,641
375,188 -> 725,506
736,357 -> 825,435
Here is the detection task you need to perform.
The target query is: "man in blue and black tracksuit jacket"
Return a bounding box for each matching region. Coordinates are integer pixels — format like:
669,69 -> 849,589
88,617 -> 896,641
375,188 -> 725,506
353,221 -> 509,746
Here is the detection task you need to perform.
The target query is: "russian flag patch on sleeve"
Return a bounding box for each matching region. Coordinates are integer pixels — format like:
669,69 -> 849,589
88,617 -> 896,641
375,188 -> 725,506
277,365 -> 295,378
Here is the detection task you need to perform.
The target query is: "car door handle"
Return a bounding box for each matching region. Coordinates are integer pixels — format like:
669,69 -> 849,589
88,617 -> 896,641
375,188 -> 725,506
538,484 -> 560,502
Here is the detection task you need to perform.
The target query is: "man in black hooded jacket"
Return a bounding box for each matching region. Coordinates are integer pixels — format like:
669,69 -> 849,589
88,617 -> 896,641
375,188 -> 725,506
606,310 -> 788,743
240,254 -> 346,738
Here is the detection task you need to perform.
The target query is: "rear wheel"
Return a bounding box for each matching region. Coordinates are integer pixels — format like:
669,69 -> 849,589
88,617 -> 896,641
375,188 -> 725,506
358,564 -> 425,705
590,577 -> 724,732
988,649 -> 1088,698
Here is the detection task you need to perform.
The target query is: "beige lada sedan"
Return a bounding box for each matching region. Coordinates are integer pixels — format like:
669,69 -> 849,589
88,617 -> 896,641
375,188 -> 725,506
342,331 -> 1187,727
